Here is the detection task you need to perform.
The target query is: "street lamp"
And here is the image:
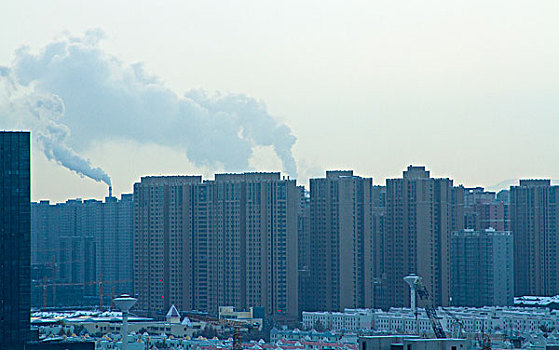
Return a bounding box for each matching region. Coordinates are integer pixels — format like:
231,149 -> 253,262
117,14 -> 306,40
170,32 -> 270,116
113,294 -> 137,350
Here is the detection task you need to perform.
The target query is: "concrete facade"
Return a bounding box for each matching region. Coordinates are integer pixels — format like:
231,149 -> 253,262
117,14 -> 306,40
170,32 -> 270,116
371,186 -> 386,309
463,187 -> 508,232
297,186 -> 312,314
302,309 -> 375,331
372,306 -> 559,336
383,166 -> 464,308
133,173 -> 299,319
31,194 -> 134,307
307,306 -> 559,337
133,175 -> 202,313
308,170 -> 374,311
510,180 -> 559,297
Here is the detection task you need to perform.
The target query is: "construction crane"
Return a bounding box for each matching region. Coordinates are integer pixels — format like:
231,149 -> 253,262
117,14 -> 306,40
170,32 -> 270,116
409,277 -> 447,339
185,312 -> 255,350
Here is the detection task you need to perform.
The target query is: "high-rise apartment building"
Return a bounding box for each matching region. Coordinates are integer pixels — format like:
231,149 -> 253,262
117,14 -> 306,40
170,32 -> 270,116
297,186 -> 312,313
0,131 -> 31,349
133,173 -> 299,319
31,194 -> 134,307
192,173 -> 299,319
32,199 -> 95,305
383,166 -> 464,308
451,228 -> 514,306
218,173 -> 298,320
510,180 -> 559,296
134,176 -> 201,314
97,194 -> 134,299
497,189 -> 510,205
464,187 -> 508,231
308,170 -> 373,311
371,185 -> 386,308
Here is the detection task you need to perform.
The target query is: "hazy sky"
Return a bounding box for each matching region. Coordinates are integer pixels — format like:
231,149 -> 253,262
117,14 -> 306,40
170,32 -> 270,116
1,1 -> 558,202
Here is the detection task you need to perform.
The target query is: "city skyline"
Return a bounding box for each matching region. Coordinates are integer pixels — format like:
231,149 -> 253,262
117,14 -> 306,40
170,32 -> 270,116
26,163 -> 558,204
2,2 -> 559,348
25,165 -> 555,317
1,1 -> 558,203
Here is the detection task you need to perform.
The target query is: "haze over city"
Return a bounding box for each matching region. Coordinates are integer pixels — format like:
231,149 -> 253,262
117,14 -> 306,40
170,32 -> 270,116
4,2 -> 559,350
1,1 -> 558,203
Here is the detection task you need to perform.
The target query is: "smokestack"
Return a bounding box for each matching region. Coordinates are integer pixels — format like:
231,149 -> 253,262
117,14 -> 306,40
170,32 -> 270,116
109,186 -> 112,198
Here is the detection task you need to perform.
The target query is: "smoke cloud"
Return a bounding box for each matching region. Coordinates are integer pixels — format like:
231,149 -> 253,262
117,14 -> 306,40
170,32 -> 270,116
0,67 -> 112,185
0,29 -> 297,184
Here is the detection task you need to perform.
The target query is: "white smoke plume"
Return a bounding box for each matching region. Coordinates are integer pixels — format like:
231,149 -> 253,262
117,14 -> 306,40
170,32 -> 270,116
0,66 -> 112,185
0,29 -> 298,184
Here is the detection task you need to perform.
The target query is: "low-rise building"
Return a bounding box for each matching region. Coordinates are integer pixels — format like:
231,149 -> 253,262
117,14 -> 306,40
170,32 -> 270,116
359,336 -> 468,350
270,328 -> 359,343
304,307 -> 559,337
302,309 -> 375,331
31,310 -> 205,339
219,306 -> 264,328
515,296 -> 559,310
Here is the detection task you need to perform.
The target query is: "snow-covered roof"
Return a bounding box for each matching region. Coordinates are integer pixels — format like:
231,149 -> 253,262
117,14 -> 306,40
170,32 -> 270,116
515,295 -> 559,306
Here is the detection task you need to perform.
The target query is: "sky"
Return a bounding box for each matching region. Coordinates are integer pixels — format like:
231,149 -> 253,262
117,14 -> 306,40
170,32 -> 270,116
0,0 -> 558,202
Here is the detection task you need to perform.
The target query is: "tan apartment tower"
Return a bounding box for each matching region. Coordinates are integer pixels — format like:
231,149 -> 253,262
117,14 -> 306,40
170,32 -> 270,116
510,180 -> 559,296
210,173 -> 298,320
308,170 -> 374,311
383,166 -> 464,308
133,173 -> 298,320
133,176 -> 201,313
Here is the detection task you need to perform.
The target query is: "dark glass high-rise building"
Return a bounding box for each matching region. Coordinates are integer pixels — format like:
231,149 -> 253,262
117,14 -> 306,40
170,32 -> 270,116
0,131 -> 31,349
